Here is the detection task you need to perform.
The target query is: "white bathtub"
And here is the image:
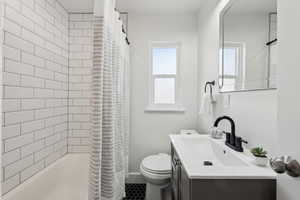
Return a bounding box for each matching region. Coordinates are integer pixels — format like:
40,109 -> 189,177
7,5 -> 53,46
2,154 -> 89,200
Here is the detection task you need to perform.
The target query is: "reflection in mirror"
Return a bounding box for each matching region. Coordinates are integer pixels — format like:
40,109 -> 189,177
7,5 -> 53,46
220,0 -> 277,92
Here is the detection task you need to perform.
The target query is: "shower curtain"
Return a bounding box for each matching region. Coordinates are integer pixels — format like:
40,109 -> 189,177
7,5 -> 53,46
89,0 -> 130,199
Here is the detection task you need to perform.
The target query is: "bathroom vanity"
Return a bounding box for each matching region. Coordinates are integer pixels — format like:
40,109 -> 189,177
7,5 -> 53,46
170,135 -> 276,200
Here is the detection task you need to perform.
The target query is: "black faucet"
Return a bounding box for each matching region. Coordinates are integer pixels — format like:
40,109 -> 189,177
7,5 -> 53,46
213,116 -> 247,152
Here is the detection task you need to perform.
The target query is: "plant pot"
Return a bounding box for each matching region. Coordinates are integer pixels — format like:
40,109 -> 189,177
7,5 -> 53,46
254,156 -> 268,166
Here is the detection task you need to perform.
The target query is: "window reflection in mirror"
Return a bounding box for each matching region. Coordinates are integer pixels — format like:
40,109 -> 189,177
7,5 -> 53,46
220,0 -> 277,92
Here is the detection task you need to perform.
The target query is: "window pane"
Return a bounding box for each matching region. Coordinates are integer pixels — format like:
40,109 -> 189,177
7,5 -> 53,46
224,48 -> 237,76
153,47 -> 177,75
154,78 -> 175,104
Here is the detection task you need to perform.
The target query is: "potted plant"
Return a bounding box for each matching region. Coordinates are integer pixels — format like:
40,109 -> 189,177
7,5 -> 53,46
251,147 -> 268,166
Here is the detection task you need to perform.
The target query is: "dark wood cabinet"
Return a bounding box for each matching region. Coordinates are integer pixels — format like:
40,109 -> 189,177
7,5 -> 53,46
171,144 -> 190,200
171,144 -> 276,200
171,144 -> 181,200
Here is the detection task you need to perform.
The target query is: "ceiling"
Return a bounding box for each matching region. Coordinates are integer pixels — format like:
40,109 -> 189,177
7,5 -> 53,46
57,0 -> 95,13
57,0 -> 206,14
57,0 -> 276,15
116,0 -> 207,14
228,0 -> 277,14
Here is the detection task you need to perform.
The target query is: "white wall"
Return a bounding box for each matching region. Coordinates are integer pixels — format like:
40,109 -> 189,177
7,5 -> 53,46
128,14 -> 198,173
197,0 -> 278,156
277,0 -> 300,199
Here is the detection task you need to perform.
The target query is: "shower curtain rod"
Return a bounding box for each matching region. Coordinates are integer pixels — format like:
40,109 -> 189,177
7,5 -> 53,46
70,10 -> 130,45
115,8 -> 130,45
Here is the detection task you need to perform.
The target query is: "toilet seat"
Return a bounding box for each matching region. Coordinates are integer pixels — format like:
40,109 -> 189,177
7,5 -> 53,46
140,153 -> 171,178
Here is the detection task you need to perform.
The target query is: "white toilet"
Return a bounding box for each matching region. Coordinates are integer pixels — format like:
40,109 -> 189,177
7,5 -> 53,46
140,153 -> 171,200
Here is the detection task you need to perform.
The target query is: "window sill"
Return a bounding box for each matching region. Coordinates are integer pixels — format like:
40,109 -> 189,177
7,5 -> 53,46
145,105 -> 186,113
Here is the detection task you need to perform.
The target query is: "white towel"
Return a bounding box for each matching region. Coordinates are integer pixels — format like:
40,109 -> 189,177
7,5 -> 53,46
199,93 -> 213,115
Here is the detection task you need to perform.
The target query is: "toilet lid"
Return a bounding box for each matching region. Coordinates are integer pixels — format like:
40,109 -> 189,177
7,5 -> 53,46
141,153 -> 171,174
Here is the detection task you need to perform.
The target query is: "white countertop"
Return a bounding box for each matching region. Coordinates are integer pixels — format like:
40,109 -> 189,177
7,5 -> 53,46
170,134 -> 277,179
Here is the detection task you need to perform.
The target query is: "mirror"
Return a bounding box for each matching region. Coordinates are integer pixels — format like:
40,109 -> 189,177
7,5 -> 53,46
220,0 -> 277,92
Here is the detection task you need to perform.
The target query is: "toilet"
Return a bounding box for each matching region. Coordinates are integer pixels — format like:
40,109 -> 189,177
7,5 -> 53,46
140,153 -> 171,200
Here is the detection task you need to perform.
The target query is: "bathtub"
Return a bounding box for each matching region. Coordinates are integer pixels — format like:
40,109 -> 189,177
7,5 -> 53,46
2,154 -> 89,200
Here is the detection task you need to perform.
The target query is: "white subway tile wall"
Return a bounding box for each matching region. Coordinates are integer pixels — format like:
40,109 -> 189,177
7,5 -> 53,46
1,0 -> 69,194
68,14 -> 93,153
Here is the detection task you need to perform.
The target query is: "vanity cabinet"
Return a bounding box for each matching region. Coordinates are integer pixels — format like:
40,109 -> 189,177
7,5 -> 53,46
171,144 -> 276,200
171,144 -> 190,200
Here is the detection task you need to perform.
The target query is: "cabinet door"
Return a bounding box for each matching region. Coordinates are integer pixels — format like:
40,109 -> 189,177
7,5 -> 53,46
180,167 -> 190,200
171,145 -> 181,200
171,161 -> 180,200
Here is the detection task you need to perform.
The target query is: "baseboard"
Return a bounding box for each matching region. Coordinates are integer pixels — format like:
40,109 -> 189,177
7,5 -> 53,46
126,172 -> 146,184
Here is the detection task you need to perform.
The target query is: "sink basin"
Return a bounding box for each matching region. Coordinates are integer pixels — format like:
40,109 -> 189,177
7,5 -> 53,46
170,134 -> 276,179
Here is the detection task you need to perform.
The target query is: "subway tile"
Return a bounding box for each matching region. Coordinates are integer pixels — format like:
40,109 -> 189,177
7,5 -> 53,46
21,5 -> 45,27
4,59 -> 34,76
20,161 -> 44,182
5,133 -> 34,152
5,110 -> 34,125
2,174 -> 20,194
34,88 -> 54,98
45,133 -> 61,146
35,4 -> 54,24
35,108 -> 54,119
45,151 -> 61,166
2,149 -> 21,166
20,0 -> 34,9
35,127 -> 53,140
5,5 -> 34,30
2,99 -> 21,112
45,80 -> 62,89
54,72 -> 67,82
21,75 -> 44,88
3,0 -> 21,11
73,99 -> 90,106
21,120 -> 44,134
4,155 -> 34,179
22,28 -> 45,47
3,45 -> 20,61
3,72 -> 20,86
21,99 -> 45,110
35,68 -> 54,80
34,145 -> 53,162
4,32 -> 34,53
4,86 -> 34,98
21,140 -> 45,157
46,99 -> 62,107
2,124 -> 21,140
3,18 -> 22,36
21,52 -> 45,68
46,60 -> 61,72
35,45 -> 54,60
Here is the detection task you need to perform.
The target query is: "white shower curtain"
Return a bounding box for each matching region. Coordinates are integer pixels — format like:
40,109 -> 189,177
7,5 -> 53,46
89,0 -> 130,199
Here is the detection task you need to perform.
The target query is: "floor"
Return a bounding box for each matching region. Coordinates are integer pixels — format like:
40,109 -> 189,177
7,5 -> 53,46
123,184 -> 146,200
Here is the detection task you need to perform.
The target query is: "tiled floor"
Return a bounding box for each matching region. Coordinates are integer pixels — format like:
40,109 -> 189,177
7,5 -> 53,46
123,184 -> 146,200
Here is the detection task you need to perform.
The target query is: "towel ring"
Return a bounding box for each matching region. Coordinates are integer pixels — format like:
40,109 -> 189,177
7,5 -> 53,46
204,81 -> 215,94
204,80 -> 216,103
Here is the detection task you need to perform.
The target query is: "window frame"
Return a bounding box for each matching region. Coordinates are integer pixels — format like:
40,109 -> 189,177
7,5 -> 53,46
221,42 -> 246,91
146,41 -> 185,112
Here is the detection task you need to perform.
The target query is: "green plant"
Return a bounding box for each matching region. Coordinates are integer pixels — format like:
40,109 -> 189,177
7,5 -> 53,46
251,147 -> 267,157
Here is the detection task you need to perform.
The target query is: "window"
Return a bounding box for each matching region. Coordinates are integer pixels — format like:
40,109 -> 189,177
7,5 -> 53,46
146,42 -> 184,112
220,42 -> 245,91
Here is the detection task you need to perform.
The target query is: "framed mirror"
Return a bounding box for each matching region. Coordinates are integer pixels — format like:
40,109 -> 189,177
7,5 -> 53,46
220,0 -> 277,92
